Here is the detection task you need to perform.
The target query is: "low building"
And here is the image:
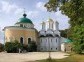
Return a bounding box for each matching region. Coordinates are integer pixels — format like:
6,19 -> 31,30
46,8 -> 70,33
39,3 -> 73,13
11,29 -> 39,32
38,18 -> 72,52
4,13 -> 38,45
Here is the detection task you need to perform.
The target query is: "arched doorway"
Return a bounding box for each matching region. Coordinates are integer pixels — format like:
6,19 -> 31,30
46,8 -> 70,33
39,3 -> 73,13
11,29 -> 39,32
20,37 -> 23,44
28,38 -> 31,44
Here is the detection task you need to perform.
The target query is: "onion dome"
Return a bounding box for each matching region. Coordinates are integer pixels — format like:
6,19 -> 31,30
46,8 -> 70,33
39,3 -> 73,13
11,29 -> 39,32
54,30 -> 60,37
39,30 -> 46,37
16,13 -> 33,24
46,29 -> 54,37
64,38 -> 72,43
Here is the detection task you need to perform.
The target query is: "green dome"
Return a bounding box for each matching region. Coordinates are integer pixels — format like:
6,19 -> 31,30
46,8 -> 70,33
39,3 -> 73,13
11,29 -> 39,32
65,38 -> 72,43
16,13 -> 33,24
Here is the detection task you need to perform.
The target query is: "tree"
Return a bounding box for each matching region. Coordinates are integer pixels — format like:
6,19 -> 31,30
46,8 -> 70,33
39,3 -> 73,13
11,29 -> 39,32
60,29 -> 69,38
45,0 -> 84,53
0,43 -> 4,52
45,0 -> 68,12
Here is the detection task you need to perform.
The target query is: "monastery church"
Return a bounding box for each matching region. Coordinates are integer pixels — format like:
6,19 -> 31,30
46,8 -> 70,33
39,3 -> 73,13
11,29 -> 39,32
4,12 -> 72,52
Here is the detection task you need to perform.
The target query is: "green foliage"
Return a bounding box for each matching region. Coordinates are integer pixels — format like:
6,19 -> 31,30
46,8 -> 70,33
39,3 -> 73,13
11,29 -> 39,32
61,0 -> 84,26
28,41 -> 37,52
22,44 -> 28,51
45,0 -> 84,54
45,0 -> 59,12
0,43 -> 4,52
45,0 -> 68,12
60,29 -> 68,38
5,40 -> 21,53
5,40 -> 37,53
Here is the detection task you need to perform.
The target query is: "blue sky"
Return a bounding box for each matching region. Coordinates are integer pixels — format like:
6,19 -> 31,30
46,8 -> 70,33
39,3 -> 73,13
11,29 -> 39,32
0,0 -> 70,43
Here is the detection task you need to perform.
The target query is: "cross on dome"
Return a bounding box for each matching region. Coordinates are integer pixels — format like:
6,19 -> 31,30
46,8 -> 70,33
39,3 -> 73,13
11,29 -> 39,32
23,8 -> 27,18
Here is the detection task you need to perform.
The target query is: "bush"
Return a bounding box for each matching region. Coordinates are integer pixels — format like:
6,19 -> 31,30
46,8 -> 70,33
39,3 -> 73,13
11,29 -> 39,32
22,45 -> 28,51
73,41 -> 84,54
0,43 -> 4,52
5,40 -> 37,53
5,40 -> 22,53
28,41 -> 37,52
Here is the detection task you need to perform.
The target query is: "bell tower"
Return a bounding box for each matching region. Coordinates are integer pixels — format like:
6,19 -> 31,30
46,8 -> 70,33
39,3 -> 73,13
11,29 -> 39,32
55,21 -> 59,31
48,18 -> 54,30
41,21 -> 46,31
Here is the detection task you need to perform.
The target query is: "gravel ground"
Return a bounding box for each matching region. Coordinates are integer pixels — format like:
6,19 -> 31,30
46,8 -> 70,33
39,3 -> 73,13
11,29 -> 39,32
0,52 -> 69,62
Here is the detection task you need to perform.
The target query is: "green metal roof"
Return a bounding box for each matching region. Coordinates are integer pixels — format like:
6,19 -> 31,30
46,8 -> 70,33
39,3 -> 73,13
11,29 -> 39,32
16,13 -> 33,24
65,38 -> 73,43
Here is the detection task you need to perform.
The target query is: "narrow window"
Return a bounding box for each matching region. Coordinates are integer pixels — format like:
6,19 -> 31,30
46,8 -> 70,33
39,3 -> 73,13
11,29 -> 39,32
28,38 -> 31,44
46,39 -> 47,42
56,39 -> 57,43
52,24 -> 53,29
51,39 -> 52,42
20,37 -> 23,44
51,48 -> 52,50
24,25 -> 26,27
20,24 -> 23,27
41,39 -> 42,43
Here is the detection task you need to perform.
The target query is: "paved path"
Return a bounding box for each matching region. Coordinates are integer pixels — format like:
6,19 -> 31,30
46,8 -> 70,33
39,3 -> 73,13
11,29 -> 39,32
0,52 -> 69,62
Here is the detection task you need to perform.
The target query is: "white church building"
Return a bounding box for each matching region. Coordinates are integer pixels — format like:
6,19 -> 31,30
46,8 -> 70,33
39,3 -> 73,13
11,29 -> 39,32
38,18 -> 72,52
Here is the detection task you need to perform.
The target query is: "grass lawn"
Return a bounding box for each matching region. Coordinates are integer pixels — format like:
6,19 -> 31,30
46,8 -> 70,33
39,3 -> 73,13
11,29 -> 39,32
34,53 -> 84,62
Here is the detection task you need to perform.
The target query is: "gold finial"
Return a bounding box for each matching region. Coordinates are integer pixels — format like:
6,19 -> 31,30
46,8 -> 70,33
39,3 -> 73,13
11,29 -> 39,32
23,8 -> 27,18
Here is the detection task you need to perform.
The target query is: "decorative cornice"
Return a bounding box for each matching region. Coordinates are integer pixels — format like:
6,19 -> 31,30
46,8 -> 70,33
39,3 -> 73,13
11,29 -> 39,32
3,26 -> 37,31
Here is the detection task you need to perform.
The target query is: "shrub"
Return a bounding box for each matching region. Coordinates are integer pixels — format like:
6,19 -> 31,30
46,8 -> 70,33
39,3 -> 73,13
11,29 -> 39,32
0,43 -> 4,52
28,41 -> 37,52
5,40 -> 37,53
5,40 -> 22,53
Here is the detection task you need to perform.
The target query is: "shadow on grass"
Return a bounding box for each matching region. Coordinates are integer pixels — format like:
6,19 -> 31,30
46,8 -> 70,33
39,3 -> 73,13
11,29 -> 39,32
24,53 -> 84,62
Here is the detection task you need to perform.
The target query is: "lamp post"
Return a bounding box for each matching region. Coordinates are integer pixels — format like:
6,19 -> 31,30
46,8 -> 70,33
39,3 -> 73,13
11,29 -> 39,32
48,37 -> 51,62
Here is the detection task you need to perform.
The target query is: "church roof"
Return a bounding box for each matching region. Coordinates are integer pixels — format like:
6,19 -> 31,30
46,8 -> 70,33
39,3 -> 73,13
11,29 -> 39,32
64,38 -> 73,43
16,13 -> 33,24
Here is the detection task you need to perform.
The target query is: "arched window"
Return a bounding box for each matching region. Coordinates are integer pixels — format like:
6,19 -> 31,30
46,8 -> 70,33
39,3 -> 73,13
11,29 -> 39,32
20,24 -> 23,27
41,39 -> 42,43
56,39 -> 57,43
20,37 -> 23,44
28,38 -> 31,44
55,34 -> 59,37
51,39 -> 52,42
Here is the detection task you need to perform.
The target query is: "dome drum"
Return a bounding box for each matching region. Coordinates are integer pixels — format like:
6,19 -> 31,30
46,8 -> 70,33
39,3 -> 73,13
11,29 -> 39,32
46,29 -> 54,36
54,30 -> 60,36
39,35 -> 46,37
46,34 -> 53,37
55,34 -> 59,37
39,30 -> 46,37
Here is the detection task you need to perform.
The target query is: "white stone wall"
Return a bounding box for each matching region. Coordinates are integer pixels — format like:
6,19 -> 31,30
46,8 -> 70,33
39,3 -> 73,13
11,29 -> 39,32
39,37 -> 61,51
60,37 -> 67,52
61,43 -> 65,52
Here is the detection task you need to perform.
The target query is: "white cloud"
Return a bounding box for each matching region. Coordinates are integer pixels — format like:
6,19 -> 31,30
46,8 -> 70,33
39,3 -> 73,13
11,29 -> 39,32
1,1 -> 18,13
54,11 -> 70,30
15,8 -> 23,15
15,10 -> 39,18
36,2 -> 46,11
0,1 -> 39,18
27,11 -> 39,18
55,11 -> 61,16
